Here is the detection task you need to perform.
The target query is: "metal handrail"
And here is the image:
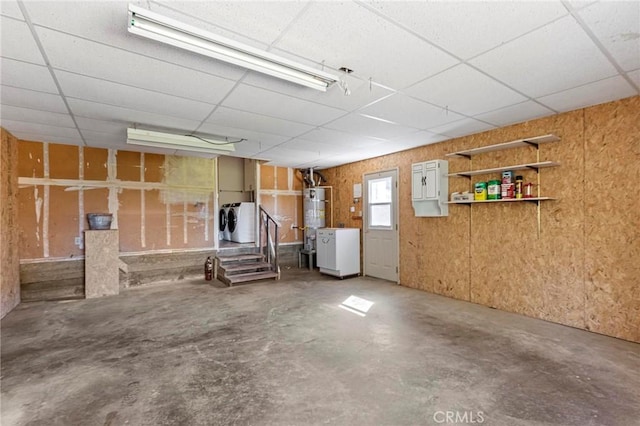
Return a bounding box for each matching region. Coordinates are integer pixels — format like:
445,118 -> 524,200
258,205 -> 281,279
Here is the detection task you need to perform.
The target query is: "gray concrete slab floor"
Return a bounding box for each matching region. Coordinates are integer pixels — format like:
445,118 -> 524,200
2,269 -> 639,425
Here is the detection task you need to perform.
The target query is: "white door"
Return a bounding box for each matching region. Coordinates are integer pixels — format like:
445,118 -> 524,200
364,169 -> 398,282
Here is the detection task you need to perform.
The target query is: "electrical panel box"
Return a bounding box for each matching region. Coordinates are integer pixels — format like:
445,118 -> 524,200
411,160 -> 448,217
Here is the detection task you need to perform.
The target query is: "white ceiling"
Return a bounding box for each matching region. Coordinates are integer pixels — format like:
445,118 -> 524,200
1,1 -> 638,169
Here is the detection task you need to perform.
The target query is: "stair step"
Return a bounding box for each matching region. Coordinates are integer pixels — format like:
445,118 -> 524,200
221,262 -> 272,274
216,254 -> 264,264
226,271 -> 279,284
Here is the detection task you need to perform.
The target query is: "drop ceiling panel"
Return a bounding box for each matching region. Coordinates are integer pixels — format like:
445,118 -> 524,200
470,15 -> 619,98
359,93 -> 464,129
388,130 -> 449,150
325,113 -> 419,140
2,119 -> 82,141
428,118 -> 496,138
67,98 -> 202,131
23,1 -> 247,80
537,76 -> 637,112
0,1 -> 24,20
197,122 -> 288,151
8,131 -> 83,146
75,117 -> 128,134
205,107 -> 314,138
578,1 -> 640,71
0,17 -> 45,65
274,1 -> 459,89
628,69 -> 640,86
366,1 -> 567,60
278,138 -> 345,155
242,71 -> 394,112
56,71 -> 215,121
260,147 -> 322,163
1,105 -> 75,128
406,64 -> 528,116
222,84 -> 346,126
0,85 -> 68,113
82,129 -> 126,146
36,28 -> 236,105
0,58 -> 58,94
153,1 -> 310,46
475,101 -> 555,127
301,128 -> 386,149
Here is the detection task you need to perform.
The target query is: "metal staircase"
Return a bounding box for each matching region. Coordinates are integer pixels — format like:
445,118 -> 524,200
215,206 -> 281,286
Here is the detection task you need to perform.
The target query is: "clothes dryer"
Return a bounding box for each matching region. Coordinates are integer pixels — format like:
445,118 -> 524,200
228,202 -> 255,243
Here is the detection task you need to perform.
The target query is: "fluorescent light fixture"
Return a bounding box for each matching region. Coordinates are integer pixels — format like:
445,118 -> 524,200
128,4 -> 339,91
127,128 -> 236,154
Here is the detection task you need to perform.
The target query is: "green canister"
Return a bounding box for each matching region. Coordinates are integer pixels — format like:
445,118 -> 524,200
474,182 -> 487,201
487,179 -> 501,200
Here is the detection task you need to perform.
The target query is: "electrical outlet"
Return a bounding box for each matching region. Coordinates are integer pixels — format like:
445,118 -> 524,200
74,236 -> 83,247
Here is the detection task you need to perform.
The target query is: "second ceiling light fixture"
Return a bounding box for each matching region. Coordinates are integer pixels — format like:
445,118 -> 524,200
128,4 -> 339,92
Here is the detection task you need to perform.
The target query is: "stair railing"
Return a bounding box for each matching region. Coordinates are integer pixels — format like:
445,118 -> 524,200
258,205 -> 281,279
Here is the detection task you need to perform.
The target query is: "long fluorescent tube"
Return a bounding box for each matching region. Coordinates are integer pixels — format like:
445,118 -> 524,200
127,128 -> 236,154
128,4 -> 339,91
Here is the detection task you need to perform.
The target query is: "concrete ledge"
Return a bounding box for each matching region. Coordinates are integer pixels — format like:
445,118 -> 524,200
19,244 -> 302,302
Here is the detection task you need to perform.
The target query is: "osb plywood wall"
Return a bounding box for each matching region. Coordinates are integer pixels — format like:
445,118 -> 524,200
1,128 -> 20,318
259,165 -> 303,244
323,96 -> 639,343
17,141 -> 215,259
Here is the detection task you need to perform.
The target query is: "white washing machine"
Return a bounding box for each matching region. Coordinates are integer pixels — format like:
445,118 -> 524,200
220,204 -> 232,241
228,202 -> 256,243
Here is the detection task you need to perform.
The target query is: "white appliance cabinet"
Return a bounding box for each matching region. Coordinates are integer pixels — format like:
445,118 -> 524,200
316,228 -> 360,278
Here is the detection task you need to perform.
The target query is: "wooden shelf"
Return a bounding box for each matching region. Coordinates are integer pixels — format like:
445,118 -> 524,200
448,197 -> 556,204
447,161 -> 560,177
445,134 -> 559,158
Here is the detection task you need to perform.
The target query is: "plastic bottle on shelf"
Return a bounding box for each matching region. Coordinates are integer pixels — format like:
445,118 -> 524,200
515,175 -> 524,199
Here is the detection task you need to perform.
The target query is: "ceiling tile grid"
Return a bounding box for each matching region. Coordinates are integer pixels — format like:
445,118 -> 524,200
469,15 -> 620,98
0,1 -> 637,168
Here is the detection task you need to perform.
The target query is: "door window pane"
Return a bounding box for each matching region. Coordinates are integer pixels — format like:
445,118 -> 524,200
369,177 -> 392,203
370,204 -> 391,227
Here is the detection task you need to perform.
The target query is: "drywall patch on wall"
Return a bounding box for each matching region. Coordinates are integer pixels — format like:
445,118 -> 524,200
17,142 -> 216,257
42,143 -> 50,258
258,165 -> 303,243
1,128 -> 21,318
161,155 -> 215,204
107,149 -> 119,230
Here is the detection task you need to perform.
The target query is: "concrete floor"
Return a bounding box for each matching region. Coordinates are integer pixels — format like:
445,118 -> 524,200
2,269 -> 639,426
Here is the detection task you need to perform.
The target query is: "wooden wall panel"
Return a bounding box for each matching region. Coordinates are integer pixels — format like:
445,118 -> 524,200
584,96 -> 640,342
258,165 -> 303,243
48,186 -> 81,258
1,128 -> 20,318
84,147 -> 108,181
17,140 -> 43,178
118,189 -> 142,252
324,96 -> 639,343
145,189 -> 168,250
144,154 -> 164,183
49,144 -> 78,180
83,188 -> 109,226
17,184 -> 43,259
260,165 -> 276,190
116,151 -> 140,182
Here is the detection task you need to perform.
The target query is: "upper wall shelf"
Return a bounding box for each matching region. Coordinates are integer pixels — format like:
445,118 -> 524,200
447,161 -> 560,178
445,134 -> 560,158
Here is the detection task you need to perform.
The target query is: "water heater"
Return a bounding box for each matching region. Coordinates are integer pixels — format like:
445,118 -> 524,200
303,188 -> 325,251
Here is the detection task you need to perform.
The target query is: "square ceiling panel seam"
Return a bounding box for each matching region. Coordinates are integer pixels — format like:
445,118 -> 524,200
14,2 -> 86,145
354,0 -> 562,115
560,0 -> 640,92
